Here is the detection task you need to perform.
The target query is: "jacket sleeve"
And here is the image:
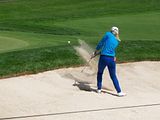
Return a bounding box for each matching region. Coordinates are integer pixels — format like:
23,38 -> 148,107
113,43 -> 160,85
96,33 -> 107,50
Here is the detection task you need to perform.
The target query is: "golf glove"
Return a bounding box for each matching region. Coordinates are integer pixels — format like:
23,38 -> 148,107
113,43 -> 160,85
91,51 -> 99,59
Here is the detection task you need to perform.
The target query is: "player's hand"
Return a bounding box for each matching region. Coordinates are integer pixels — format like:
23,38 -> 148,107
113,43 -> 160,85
91,50 -> 98,59
91,52 -> 96,59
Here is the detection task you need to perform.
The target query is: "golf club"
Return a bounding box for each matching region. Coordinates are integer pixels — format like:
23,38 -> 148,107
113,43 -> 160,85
81,51 -> 100,73
81,57 -> 92,73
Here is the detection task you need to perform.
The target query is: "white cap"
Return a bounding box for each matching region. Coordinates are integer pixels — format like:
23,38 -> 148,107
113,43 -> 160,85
111,26 -> 119,35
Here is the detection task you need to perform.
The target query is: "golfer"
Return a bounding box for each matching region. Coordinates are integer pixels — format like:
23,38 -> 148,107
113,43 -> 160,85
92,26 -> 126,96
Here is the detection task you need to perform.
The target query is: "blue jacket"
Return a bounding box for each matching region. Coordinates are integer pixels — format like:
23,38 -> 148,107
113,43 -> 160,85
96,32 -> 119,57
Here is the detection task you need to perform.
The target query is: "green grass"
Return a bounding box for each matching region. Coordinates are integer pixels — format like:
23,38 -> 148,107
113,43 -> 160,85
0,31 -> 79,53
0,0 -> 160,35
0,46 -> 83,78
0,35 -> 28,53
0,0 -> 160,77
117,41 -> 160,62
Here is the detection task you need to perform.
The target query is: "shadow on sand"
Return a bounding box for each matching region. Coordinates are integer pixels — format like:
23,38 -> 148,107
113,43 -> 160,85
73,82 -> 96,92
73,81 -> 119,97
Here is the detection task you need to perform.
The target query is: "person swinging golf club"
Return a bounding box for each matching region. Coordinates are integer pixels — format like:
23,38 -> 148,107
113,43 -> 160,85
92,26 -> 126,97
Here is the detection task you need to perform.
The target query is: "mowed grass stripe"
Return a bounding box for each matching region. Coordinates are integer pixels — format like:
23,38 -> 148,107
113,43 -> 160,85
0,12 -> 160,53
53,12 -> 160,41
0,35 -> 29,53
0,31 -> 79,53
0,0 -> 160,77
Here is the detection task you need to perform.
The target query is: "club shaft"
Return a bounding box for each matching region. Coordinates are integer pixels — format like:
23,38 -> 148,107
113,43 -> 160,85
81,58 -> 92,72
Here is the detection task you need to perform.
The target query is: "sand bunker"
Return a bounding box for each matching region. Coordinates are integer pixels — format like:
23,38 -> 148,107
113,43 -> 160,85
0,61 -> 160,120
58,61 -> 160,93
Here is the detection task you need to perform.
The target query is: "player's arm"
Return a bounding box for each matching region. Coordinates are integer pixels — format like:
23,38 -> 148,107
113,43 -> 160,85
91,34 -> 107,58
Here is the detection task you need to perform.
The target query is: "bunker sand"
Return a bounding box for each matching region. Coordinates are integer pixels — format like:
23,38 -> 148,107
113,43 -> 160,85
0,61 -> 160,120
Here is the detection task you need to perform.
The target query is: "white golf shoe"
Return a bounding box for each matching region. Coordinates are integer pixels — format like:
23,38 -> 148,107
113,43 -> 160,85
117,92 -> 126,97
97,89 -> 101,94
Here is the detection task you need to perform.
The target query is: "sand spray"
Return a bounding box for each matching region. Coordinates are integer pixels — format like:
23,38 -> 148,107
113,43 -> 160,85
72,39 -> 114,91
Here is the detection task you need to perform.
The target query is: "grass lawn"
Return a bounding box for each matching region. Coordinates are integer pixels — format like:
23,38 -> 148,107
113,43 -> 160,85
0,0 -> 160,78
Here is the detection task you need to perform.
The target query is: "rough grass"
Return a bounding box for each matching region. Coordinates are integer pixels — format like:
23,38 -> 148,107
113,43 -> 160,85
117,41 -> 160,62
0,46 -> 83,77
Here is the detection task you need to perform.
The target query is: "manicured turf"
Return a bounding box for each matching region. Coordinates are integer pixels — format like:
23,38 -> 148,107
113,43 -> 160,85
0,0 -> 160,77
0,46 -> 83,77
